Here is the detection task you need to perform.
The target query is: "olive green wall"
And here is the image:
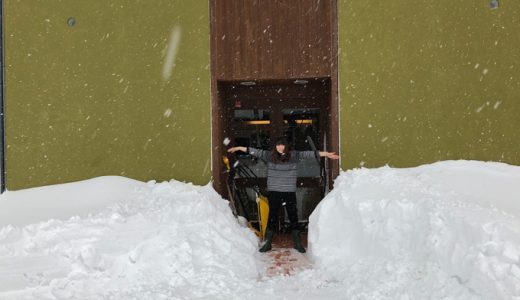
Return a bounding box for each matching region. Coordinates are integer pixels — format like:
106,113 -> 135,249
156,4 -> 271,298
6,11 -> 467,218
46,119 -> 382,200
339,1 -> 520,169
4,1 -> 211,190
5,1 -> 520,190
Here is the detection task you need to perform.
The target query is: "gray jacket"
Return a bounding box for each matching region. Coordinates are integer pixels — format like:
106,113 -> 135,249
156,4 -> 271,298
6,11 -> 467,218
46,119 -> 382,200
248,147 -> 318,192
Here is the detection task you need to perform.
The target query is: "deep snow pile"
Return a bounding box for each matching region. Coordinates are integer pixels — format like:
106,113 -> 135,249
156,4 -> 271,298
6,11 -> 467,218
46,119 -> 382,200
0,161 -> 519,299
309,161 -> 520,299
0,176 -> 144,228
0,178 -> 258,299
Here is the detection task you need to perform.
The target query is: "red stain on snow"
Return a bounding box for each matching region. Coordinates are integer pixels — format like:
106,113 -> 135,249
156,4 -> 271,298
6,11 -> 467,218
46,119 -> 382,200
264,234 -> 312,277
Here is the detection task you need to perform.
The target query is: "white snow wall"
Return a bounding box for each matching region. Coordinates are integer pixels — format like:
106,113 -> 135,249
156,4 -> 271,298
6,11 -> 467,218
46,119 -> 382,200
309,161 -> 520,298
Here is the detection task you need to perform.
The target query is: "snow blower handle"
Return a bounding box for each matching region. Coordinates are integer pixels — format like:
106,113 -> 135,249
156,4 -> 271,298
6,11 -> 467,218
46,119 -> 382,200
222,155 -> 231,171
307,135 -> 327,197
306,136 -> 322,166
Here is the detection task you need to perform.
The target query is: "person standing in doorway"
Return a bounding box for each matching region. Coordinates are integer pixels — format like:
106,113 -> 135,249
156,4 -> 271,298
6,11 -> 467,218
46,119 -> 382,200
227,137 -> 339,253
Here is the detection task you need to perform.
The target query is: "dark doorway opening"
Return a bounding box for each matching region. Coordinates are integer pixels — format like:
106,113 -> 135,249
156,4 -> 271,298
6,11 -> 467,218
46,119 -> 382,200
215,78 -> 335,226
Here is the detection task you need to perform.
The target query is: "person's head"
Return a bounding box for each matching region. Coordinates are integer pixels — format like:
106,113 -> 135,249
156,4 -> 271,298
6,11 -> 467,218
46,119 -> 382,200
273,137 -> 290,163
275,137 -> 289,154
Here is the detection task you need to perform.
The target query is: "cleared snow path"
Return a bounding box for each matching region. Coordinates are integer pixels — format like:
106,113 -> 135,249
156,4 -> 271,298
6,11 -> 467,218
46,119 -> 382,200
262,249 -> 312,277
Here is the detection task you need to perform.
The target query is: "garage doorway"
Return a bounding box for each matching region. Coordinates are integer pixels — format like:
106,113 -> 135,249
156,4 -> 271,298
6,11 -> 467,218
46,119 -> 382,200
217,78 -> 334,223
210,0 -> 339,227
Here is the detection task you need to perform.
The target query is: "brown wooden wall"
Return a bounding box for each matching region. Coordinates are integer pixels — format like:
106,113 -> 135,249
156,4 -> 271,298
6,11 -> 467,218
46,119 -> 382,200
210,0 -> 336,80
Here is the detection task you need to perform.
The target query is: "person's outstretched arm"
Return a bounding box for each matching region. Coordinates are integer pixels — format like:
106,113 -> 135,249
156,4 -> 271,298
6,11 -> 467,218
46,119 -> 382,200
227,146 -> 247,153
319,151 -> 340,160
297,150 -> 340,161
228,146 -> 270,161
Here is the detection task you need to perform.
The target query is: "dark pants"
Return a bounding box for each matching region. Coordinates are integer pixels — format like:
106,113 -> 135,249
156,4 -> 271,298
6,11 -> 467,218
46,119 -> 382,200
267,191 -> 299,231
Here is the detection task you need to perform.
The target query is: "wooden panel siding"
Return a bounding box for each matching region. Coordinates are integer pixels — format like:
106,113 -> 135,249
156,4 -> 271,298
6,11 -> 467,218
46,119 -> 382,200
211,0 -> 335,80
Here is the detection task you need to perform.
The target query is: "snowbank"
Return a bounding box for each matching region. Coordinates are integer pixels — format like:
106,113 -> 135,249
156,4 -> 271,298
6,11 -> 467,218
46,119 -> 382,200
309,160 -> 520,299
0,178 -> 258,299
1,161 -> 520,299
0,176 -> 146,227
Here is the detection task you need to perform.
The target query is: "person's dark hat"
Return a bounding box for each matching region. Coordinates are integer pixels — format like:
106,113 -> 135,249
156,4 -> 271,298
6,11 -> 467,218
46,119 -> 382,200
275,137 -> 289,146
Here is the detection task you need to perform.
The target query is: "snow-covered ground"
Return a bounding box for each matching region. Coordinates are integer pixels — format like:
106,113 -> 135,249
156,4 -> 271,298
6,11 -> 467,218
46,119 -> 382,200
0,161 -> 519,299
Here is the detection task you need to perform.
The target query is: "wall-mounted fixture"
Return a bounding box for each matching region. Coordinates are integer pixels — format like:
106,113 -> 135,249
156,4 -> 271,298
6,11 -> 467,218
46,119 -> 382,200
245,120 -> 270,125
490,0 -> 499,9
294,79 -> 308,85
283,119 -> 313,125
244,119 -> 313,125
67,17 -> 76,27
240,81 -> 256,86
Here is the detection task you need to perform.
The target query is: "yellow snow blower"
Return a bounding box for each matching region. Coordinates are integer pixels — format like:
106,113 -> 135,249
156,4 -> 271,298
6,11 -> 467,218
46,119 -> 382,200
256,194 -> 269,240
223,155 -> 269,240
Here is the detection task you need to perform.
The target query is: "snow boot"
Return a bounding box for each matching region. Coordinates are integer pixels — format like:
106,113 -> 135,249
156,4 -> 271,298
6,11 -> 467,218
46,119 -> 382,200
259,230 -> 274,252
291,230 -> 306,253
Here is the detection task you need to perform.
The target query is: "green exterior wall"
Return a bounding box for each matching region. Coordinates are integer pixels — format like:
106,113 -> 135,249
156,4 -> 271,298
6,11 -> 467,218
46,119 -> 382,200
338,1 -> 520,169
4,1 -> 520,190
4,1 -> 211,190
